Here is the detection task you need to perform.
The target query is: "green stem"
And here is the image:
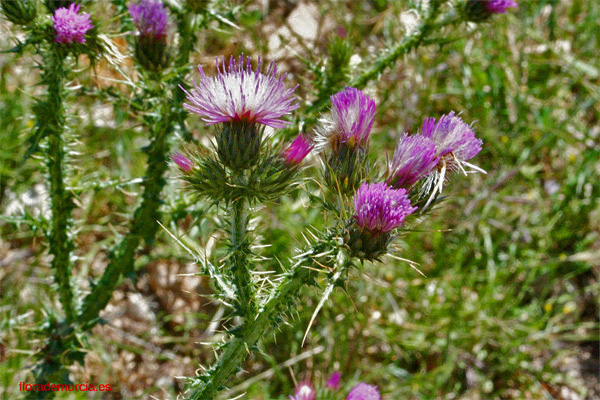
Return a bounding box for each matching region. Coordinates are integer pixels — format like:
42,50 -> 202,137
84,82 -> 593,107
188,241 -> 334,400
78,6 -> 200,328
45,48 -> 76,323
78,98 -> 170,329
228,198 -> 254,317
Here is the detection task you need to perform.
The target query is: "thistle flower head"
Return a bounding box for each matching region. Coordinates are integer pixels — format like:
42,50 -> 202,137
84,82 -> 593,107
182,55 -> 299,128
486,0 -> 518,14
290,381 -> 315,400
52,3 -> 93,44
318,87 -> 376,150
128,0 -> 168,39
170,152 -> 193,172
421,111 -> 482,162
346,382 -> 381,400
354,182 -> 416,234
327,372 -> 342,390
282,134 -> 313,165
419,112 -> 485,210
463,0 -> 517,21
388,133 -> 439,189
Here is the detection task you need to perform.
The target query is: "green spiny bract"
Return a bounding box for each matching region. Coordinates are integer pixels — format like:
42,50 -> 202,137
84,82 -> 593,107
135,34 -> 170,72
182,144 -> 302,204
214,122 -> 265,171
322,142 -> 370,195
1,0 -> 37,26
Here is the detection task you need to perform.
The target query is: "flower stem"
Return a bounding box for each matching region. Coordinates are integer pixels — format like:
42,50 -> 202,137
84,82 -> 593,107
78,85 -> 171,329
188,240 -> 334,400
228,197 -> 255,317
44,48 -> 76,323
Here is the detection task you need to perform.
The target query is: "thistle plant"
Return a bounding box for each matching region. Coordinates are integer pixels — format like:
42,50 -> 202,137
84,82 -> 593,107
0,0 -> 523,398
176,66 -> 485,399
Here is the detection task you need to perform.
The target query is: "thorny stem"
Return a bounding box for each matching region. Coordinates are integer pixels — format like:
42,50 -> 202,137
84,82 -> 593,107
78,104 -> 170,327
27,46 -> 76,400
45,48 -> 76,324
187,240 -> 336,400
79,4 -> 201,328
228,197 -> 255,318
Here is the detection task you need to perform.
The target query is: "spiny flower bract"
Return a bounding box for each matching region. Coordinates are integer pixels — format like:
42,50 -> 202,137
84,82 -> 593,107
128,0 -> 168,38
388,133 -> 439,189
52,3 -> 93,44
354,182 -> 416,233
282,134 -> 313,165
182,55 -> 299,128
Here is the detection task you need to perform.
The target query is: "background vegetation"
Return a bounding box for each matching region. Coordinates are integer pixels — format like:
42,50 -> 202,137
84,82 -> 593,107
0,0 -> 598,399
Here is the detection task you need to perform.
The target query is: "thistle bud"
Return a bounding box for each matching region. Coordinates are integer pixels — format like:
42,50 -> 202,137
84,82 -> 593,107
282,134 -> 312,166
1,0 -> 37,26
327,372 -> 342,390
128,0 -> 170,71
170,152 -> 194,172
462,0 -> 518,22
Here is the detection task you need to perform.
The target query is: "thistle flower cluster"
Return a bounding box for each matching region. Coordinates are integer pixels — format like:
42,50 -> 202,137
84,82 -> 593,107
290,373 -> 381,400
313,87 -> 483,258
52,3 -> 93,44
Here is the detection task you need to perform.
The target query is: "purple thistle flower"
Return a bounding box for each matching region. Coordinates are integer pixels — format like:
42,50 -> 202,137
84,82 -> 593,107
170,152 -> 193,172
52,3 -> 93,44
421,111 -> 482,162
419,112 -> 485,209
182,55 -> 299,128
327,372 -> 342,390
289,380 -> 316,400
388,133 -> 439,189
323,87 -> 376,149
354,182 -> 416,233
282,134 -> 313,166
128,0 -> 168,39
346,382 -> 381,400
486,0 -> 518,14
